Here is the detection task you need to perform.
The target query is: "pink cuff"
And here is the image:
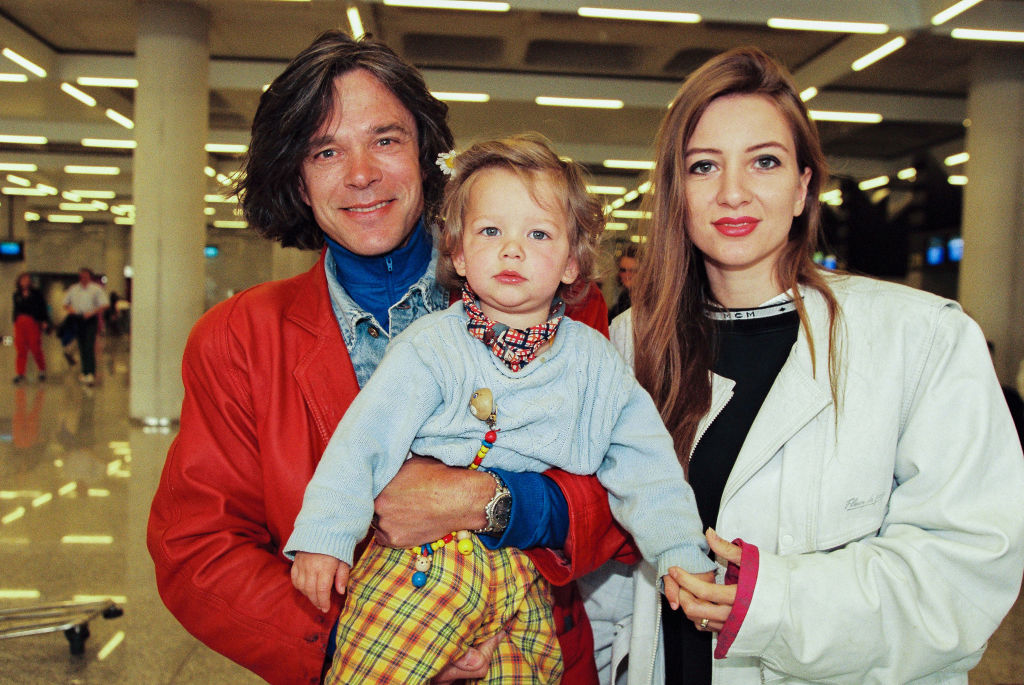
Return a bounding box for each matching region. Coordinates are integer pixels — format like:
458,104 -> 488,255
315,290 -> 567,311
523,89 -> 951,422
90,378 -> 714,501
714,538 -> 758,659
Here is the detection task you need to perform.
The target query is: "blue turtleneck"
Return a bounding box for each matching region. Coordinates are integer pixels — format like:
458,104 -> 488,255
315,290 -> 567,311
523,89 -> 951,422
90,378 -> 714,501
324,219 -> 432,334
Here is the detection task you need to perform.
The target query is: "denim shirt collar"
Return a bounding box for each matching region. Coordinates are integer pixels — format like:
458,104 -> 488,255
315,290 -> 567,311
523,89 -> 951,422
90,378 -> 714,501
324,244 -> 449,348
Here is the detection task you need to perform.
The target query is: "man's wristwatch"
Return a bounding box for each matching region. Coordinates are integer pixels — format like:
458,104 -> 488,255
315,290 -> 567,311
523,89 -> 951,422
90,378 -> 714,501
475,470 -> 512,535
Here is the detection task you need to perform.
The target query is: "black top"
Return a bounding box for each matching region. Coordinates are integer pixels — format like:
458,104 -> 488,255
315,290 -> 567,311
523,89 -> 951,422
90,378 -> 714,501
663,306 -> 799,684
13,287 -> 50,324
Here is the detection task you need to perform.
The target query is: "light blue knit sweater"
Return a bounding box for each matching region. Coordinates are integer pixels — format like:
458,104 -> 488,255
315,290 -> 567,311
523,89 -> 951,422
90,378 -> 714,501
286,301 -> 716,578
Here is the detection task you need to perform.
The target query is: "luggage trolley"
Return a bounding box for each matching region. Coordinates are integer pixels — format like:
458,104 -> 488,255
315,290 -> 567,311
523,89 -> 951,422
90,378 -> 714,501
0,598 -> 124,655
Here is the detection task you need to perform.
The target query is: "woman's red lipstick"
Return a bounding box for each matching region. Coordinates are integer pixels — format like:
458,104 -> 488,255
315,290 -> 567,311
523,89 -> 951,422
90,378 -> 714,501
713,216 -> 759,237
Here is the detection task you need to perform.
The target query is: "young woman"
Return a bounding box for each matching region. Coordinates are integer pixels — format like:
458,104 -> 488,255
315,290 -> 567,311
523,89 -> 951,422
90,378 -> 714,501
586,47 -> 1024,685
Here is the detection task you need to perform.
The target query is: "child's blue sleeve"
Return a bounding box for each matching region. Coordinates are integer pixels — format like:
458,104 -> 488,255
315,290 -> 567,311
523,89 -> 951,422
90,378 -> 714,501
477,469 -> 569,550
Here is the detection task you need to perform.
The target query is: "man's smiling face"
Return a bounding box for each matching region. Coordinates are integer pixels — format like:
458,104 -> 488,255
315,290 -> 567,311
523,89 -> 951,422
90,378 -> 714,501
298,68 -> 425,255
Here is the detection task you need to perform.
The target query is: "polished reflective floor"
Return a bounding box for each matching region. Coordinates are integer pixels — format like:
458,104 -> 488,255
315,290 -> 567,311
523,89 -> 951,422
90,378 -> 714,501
0,334 -> 1021,683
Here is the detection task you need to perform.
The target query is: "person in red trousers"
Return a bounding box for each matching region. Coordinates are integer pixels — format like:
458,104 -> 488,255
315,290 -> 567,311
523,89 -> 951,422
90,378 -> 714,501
12,272 -> 50,384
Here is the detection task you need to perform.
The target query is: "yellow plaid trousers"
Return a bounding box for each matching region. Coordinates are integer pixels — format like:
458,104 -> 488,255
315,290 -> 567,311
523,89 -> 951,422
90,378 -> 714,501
325,537 -> 563,684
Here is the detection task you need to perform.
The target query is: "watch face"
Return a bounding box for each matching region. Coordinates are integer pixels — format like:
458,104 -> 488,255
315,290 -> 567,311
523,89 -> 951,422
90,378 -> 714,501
492,492 -> 512,526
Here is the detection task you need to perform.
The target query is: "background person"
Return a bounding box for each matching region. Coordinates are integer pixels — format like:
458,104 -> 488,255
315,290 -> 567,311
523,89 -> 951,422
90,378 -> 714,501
607,245 -> 637,322
147,31 -> 622,685
62,267 -> 108,386
583,46 -> 1024,685
12,271 -> 50,383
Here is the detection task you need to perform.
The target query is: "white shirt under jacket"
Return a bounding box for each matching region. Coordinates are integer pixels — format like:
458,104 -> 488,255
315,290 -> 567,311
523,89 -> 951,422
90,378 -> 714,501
581,273 -> 1024,685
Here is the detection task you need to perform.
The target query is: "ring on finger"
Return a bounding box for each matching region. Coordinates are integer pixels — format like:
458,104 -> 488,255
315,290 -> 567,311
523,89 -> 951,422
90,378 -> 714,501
699,618 -> 710,630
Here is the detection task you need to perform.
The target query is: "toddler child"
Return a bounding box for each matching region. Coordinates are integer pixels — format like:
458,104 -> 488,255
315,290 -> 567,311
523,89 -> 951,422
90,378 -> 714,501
286,133 -> 717,684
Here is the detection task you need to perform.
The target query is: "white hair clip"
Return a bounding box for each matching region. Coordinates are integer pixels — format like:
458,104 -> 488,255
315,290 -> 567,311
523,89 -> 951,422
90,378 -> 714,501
436,150 -> 457,176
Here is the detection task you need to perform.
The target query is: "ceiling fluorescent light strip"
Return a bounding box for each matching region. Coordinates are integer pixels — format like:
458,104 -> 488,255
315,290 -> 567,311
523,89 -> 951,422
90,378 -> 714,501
6,174 -> 30,187
64,165 -> 120,175
81,138 -> 136,149
48,214 -> 85,224
105,109 -> 135,129
0,134 -> 47,145
77,77 -> 138,88
944,152 -> 969,166
586,185 -> 627,195
950,28 -> 1024,42
931,0 -> 984,26
431,91 -> 490,102
897,167 -> 917,180
858,175 -> 889,191
767,18 -> 888,34
382,1 -> 511,11
205,143 -> 248,154
536,96 -> 623,109
61,535 -> 113,544
948,175 -> 968,185
799,86 -> 818,102
851,36 -> 906,71
0,162 -> 37,172
1,187 -> 49,196
611,210 -> 652,219
0,73 -> 27,82
808,110 -> 883,123
605,222 -> 629,231
603,159 -> 655,170
577,8 -> 700,23
347,7 -> 365,39
1,48 -> 46,77
60,82 -> 97,107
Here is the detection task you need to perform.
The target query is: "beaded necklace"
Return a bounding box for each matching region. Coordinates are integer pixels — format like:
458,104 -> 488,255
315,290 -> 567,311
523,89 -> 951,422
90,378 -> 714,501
409,387 -> 498,588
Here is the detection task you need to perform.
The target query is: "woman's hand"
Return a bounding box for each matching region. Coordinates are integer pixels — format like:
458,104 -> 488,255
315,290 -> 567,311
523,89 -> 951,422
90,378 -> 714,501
666,529 -> 743,632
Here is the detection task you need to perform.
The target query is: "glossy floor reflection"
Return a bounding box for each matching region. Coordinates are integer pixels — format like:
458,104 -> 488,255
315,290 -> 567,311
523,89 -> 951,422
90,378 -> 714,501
0,334 -> 1021,684
0,334 -> 260,684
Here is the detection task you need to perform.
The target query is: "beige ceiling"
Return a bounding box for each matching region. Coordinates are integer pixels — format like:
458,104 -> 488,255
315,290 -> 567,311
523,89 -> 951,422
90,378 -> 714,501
0,0 -> 1022,228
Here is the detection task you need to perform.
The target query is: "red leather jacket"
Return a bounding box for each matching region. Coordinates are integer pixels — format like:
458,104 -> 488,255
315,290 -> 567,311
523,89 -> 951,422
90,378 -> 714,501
147,253 -> 631,685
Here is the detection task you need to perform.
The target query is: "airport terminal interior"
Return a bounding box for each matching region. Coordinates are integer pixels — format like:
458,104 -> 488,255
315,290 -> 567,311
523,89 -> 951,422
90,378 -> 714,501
0,0 -> 1023,682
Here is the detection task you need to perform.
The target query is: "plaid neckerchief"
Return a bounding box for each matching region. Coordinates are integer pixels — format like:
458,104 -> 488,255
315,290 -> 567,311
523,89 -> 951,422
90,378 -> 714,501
462,284 -> 564,372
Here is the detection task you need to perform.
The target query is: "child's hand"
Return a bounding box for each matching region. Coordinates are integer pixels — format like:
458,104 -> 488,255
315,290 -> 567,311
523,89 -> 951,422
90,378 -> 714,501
663,568 -> 715,611
291,552 -> 350,613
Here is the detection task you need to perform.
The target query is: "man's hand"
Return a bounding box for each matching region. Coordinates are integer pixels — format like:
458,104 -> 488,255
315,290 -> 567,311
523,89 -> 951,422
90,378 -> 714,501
432,631 -> 505,683
290,552 -> 349,613
374,457 -> 494,548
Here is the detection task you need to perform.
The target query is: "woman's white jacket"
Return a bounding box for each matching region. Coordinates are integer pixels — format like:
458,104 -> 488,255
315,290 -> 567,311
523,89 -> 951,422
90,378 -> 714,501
585,274 -> 1024,685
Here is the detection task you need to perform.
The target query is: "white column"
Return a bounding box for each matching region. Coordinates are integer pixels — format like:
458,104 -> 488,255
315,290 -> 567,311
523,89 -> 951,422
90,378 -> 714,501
129,0 -> 209,421
957,47 -> 1024,385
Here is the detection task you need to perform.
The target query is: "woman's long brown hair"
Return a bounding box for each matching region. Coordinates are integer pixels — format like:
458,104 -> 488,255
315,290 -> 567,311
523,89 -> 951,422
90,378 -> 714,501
632,47 -> 841,471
